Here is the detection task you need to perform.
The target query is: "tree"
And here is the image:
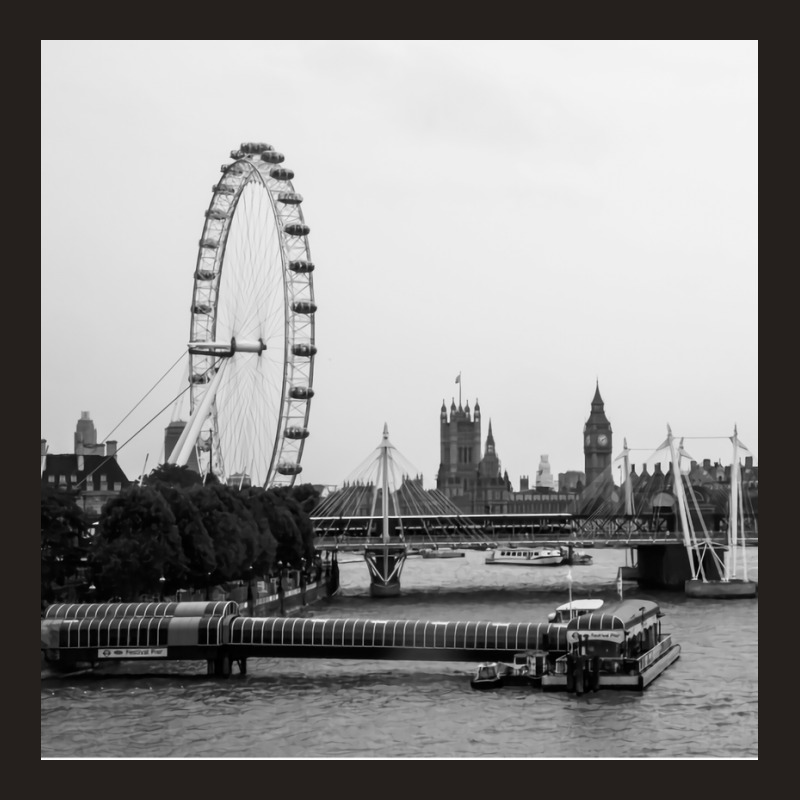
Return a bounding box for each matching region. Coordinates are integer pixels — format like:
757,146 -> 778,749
41,487 -> 89,604
153,484 -> 217,594
92,485 -> 188,600
144,463 -> 205,489
268,487 -> 317,563
187,484 -> 261,584
237,486 -> 280,575
287,483 -> 322,513
249,487 -> 314,568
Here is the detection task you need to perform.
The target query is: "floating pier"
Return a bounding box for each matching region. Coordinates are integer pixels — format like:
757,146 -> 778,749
41,599 -> 680,693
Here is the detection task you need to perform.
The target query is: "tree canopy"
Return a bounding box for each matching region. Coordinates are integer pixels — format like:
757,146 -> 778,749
42,478 -> 320,602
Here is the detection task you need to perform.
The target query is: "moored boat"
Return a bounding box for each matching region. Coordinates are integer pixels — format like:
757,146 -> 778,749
470,661 -> 507,689
470,650 -> 549,690
560,546 -> 593,565
485,547 -> 564,566
420,548 -> 465,559
541,599 -> 681,693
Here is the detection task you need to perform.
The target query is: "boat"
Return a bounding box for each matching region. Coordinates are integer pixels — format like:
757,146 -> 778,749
470,599 -> 679,693
470,661 -> 507,689
540,599 -> 681,693
664,426 -> 758,599
470,651 -> 549,690
485,547 -> 564,566
420,547 -> 465,559
560,546 -> 593,565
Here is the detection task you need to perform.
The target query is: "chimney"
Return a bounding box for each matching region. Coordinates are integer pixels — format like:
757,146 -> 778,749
41,439 -> 47,458
106,440 -> 117,459
520,475 -> 529,492
745,456 -> 753,468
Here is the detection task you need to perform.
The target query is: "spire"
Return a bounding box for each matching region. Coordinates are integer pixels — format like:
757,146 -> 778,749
441,399 -> 447,422
486,419 -> 496,454
586,381 -> 611,427
474,398 -> 481,419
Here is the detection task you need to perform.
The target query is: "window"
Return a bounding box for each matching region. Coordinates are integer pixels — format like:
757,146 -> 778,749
48,475 -> 55,484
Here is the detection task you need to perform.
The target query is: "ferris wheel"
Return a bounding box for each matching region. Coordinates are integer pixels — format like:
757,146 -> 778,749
168,142 -> 316,487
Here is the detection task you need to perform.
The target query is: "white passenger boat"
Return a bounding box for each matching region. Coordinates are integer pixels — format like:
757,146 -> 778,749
485,547 -> 565,566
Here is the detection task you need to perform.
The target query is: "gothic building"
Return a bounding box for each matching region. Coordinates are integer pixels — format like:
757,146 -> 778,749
435,399 -> 512,513
436,398 -> 481,501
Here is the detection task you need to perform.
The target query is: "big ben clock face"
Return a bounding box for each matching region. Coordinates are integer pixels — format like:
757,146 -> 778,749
598,434 -> 609,446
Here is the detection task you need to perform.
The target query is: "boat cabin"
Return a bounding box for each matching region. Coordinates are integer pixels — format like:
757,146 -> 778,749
548,598 -> 604,624
565,599 -> 663,660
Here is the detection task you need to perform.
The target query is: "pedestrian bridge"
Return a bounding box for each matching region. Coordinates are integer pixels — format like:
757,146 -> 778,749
311,512 -> 725,550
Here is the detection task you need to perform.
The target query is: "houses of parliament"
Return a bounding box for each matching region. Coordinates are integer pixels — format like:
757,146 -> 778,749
435,383 -> 759,525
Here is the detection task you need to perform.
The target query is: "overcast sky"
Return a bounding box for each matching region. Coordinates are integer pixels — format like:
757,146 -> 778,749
41,41 -> 757,489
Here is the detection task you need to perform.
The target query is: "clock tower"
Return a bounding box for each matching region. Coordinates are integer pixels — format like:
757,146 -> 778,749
583,381 -> 613,490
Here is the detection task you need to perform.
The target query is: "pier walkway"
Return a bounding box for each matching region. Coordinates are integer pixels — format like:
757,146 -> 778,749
42,601 -> 569,676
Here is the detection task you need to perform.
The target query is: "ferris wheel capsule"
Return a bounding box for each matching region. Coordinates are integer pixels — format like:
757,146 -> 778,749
284,222 -> 310,237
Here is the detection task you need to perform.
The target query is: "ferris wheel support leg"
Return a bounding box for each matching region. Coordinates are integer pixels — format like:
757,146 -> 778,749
169,359 -> 229,467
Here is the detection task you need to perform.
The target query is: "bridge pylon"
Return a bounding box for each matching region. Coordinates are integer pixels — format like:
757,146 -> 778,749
364,544 -> 407,597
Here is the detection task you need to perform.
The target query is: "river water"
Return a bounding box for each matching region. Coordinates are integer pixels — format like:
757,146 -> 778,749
41,547 -> 758,759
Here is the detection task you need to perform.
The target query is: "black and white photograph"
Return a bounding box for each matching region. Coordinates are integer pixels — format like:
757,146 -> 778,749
41,40 -> 758,760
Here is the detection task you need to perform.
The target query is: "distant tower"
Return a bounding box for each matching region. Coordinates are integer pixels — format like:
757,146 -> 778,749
74,411 -> 105,457
164,420 -> 200,475
476,419 -> 512,513
436,397 -> 481,498
478,420 -> 500,479
535,455 -> 554,489
583,382 -> 613,491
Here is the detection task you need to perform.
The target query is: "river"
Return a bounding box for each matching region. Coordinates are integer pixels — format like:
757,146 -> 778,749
41,546 -> 758,759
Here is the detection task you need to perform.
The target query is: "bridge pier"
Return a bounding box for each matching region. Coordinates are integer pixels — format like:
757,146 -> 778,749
635,543 -> 725,590
364,544 -> 407,597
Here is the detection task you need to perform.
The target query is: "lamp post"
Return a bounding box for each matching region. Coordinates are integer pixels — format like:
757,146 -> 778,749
159,575 -> 166,602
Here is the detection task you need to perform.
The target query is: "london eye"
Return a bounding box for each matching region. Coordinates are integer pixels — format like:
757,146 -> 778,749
168,142 -> 316,487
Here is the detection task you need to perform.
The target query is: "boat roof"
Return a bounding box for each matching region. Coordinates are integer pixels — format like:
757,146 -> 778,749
554,599 -> 604,613
566,599 -> 661,631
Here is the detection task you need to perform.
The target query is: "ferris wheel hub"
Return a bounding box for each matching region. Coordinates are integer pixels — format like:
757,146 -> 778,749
188,338 -> 266,356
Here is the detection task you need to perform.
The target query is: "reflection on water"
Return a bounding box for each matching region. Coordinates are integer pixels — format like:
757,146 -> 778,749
41,548 -> 758,758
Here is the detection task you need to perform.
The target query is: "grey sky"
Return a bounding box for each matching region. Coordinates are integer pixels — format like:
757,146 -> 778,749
41,41 -> 758,488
